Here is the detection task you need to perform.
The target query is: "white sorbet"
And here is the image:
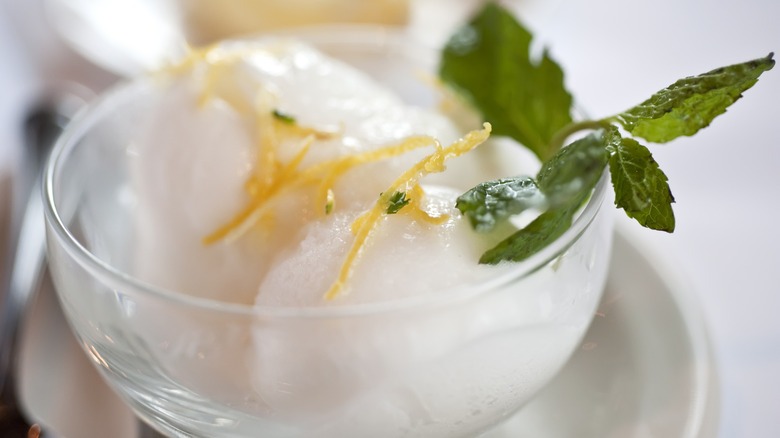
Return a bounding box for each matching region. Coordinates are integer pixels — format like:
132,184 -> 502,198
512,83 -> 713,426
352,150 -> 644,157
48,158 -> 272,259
129,38 -> 522,307
117,38 -> 604,438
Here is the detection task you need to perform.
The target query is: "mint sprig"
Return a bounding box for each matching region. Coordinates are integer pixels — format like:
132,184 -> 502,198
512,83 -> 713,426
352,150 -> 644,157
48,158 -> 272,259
442,2 -> 774,264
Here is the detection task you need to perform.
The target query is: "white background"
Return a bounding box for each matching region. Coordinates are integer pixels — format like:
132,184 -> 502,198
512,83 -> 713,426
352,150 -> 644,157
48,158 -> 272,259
0,0 -> 777,436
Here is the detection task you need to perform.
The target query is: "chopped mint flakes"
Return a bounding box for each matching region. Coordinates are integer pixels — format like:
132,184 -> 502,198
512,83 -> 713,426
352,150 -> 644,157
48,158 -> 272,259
272,109 -> 296,124
386,191 -> 411,214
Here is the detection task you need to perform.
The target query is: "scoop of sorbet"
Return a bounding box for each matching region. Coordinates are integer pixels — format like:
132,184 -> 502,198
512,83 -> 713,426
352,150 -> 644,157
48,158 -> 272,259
129,38 -> 529,307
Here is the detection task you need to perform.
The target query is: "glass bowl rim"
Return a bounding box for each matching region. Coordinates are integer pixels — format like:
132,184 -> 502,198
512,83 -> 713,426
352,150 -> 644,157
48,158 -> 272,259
43,24 -> 611,319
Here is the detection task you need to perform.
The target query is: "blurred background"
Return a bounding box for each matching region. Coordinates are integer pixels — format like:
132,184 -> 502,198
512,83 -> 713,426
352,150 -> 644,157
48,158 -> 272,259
0,0 -> 777,436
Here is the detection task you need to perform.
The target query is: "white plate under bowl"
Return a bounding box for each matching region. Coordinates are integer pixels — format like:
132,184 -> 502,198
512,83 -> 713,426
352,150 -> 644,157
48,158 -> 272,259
18,221 -> 718,438
483,218 -> 719,437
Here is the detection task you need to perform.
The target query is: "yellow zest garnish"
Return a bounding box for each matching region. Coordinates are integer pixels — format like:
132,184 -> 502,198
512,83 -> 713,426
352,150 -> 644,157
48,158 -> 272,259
202,135 -> 314,244
205,135 -> 439,243
255,97 -> 280,192
310,135 -> 436,215
324,123 -> 492,300
173,43 -> 491,300
402,184 -> 450,225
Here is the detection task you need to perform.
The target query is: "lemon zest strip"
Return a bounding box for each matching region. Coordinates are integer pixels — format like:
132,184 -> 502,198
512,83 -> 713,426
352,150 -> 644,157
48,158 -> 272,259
324,123 -> 492,300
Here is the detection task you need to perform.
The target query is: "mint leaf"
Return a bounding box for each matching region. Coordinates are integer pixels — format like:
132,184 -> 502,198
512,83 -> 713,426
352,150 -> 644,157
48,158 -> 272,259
456,176 -> 543,232
537,130 -> 609,206
479,205 -> 574,264
615,53 -> 775,143
386,191 -> 410,214
607,132 -> 676,231
457,130 -> 607,242
439,2 -> 572,161
478,185 -> 598,265
477,132 -> 608,264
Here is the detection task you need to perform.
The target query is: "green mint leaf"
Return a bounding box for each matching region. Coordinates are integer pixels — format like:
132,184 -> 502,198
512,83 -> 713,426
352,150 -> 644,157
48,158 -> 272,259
607,132 -> 676,232
478,132 -> 608,264
536,130 -> 609,206
439,1 -> 572,161
479,195 -> 582,265
272,109 -> 296,124
615,53 -> 775,143
456,176 -> 543,232
386,191 -> 410,214
479,208 -> 571,264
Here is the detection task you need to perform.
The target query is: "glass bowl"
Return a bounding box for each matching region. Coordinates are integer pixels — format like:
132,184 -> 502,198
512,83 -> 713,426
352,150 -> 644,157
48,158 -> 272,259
43,26 -> 614,438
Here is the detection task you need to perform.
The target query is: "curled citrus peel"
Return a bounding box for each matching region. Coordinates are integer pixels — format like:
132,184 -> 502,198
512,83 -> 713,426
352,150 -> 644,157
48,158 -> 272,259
326,123 -> 492,300
168,43 -> 492,299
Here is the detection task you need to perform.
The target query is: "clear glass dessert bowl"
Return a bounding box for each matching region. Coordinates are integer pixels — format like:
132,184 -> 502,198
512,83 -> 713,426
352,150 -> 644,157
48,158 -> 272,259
43,26 -> 614,438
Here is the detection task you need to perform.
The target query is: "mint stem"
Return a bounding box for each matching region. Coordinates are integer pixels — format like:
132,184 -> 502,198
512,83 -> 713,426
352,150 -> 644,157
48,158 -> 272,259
547,120 -> 611,156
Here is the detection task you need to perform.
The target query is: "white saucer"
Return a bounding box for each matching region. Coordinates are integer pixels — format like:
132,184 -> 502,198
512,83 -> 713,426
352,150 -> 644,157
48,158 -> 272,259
18,222 -> 718,438
483,220 -> 719,437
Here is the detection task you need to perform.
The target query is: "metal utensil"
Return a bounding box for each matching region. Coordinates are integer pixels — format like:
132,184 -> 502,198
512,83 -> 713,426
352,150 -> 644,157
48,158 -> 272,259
0,97 -> 74,436
0,92 -> 169,437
